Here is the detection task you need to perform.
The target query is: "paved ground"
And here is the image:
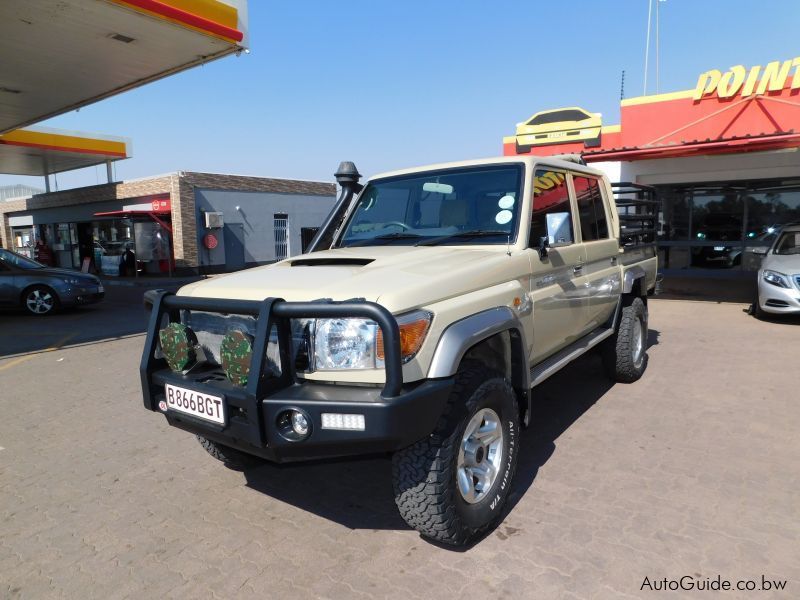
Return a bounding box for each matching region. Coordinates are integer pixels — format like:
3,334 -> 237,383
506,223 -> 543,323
0,293 -> 798,599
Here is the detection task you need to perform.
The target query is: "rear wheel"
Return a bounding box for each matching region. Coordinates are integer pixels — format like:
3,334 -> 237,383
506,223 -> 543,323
196,435 -> 262,469
392,362 -> 520,546
602,297 -> 648,383
22,285 -> 58,316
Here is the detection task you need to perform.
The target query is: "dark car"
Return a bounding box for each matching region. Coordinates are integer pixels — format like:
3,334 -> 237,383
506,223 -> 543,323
0,248 -> 104,315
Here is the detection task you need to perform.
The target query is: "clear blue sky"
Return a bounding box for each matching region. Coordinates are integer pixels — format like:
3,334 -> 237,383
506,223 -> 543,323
3,0 -> 800,191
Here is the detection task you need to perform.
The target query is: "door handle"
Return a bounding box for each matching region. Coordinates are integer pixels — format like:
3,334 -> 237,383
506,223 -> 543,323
611,256 -> 618,265
573,263 -> 584,275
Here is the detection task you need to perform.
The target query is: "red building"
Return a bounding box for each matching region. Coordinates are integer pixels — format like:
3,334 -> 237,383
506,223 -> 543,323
504,57 -> 800,274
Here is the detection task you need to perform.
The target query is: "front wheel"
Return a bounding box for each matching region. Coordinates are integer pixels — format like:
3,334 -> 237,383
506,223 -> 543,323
392,363 -> 520,546
602,296 -> 648,383
23,285 -> 58,316
196,435 -> 262,469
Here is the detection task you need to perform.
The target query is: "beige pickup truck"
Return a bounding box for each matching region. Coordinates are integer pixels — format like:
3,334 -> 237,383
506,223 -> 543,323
141,155 -> 658,546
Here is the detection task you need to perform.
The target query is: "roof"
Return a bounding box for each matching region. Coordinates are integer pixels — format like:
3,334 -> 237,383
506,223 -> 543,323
0,126 -> 131,176
369,155 -> 605,181
0,0 -> 247,134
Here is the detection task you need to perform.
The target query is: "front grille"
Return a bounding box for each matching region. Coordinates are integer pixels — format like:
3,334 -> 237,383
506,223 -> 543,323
765,299 -> 790,308
180,310 -> 310,376
794,275 -> 800,290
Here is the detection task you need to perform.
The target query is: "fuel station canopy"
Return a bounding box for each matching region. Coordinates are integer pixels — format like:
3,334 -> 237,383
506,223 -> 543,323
0,0 -> 248,134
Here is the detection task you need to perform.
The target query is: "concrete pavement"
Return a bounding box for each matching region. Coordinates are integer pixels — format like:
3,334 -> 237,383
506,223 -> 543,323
0,298 -> 798,599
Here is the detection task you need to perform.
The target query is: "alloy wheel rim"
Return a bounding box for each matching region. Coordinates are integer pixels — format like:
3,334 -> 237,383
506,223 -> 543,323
456,407 -> 504,504
26,289 -> 54,314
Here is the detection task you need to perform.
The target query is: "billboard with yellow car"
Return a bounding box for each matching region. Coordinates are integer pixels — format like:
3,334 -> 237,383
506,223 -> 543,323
513,107 -> 602,152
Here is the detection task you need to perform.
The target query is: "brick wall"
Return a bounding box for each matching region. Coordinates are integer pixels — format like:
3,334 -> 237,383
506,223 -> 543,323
0,172 -> 336,270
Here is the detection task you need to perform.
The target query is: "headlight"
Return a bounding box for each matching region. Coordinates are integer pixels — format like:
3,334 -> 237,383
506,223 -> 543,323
312,310 -> 432,371
763,270 -> 790,288
314,318 -> 378,370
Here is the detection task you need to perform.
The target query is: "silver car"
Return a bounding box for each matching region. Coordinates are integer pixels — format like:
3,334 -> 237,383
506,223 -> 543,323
754,224 -> 800,317
0,248 -> 105,316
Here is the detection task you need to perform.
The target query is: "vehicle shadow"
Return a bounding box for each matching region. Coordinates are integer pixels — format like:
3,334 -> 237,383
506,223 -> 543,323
242,332 -> 662,544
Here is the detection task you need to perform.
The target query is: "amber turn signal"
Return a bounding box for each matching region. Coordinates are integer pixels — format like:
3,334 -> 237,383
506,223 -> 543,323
376,310 -> 433,363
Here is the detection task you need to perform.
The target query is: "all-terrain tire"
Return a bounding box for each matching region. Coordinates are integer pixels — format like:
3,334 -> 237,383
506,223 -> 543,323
196,435 -> 262,469
392,362 -> 520,546
602,296 -> 648,383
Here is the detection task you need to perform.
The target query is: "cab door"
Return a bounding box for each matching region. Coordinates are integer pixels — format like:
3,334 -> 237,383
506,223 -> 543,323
571,173 -> 621,330
528,168 -> 587,362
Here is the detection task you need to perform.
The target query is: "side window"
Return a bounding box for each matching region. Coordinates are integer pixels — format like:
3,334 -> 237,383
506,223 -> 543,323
531,169 -> 573,246
572,175 -> 608,241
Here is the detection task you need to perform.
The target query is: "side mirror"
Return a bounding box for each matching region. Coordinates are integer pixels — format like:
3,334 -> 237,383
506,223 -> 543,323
538,236 -> 550,260
750,246 -> 768,256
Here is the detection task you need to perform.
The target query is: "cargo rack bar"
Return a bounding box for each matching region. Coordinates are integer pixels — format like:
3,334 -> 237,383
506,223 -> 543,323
611,182 -> 660,248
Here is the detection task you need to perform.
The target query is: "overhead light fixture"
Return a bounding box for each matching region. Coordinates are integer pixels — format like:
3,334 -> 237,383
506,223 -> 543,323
108,33 -> 135,43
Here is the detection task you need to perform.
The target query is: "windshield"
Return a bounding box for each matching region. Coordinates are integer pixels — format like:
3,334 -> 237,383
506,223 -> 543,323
0,248 -> 45,270
337,165 -> 523,247
774,231 -> 800,255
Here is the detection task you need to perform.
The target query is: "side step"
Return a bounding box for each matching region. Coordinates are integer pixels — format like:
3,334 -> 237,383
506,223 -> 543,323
530,327 -> 615,388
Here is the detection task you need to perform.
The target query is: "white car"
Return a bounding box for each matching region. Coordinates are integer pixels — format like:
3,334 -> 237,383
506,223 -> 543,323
755,223 -> 800,317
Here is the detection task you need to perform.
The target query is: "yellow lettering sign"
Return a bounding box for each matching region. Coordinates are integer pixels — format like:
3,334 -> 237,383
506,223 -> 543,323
717,65 -> 745,98
693,57 -> 800,100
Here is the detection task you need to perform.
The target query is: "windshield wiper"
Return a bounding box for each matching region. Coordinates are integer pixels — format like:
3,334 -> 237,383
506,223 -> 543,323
343,232 -> 423,247
415,230 -> 510,246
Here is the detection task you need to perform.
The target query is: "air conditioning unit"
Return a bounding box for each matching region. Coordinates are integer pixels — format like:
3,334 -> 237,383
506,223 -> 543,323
204,211 -> 224,229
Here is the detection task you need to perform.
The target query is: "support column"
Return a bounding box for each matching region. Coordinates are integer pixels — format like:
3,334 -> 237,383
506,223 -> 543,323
42,155 -> 51,193
106,160 -> 113,183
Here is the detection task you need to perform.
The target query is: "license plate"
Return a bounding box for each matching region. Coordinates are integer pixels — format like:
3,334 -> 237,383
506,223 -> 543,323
548,131 -> 567,138
713,246 -> 726,251
164,384 -> 225,425
98,285 -> 104,293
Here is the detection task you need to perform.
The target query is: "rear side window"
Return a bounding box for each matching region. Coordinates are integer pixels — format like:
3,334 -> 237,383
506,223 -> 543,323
531,169 -> 573,246
572,175 -> 608,241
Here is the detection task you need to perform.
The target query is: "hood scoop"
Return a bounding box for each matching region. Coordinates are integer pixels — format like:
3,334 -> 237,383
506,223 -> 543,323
290,257 -> 374,267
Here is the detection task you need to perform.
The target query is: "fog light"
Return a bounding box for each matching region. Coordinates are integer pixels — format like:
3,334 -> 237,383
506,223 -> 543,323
276,409 -> 312,442
291,412 -> 309,436
321,413 -> 365,431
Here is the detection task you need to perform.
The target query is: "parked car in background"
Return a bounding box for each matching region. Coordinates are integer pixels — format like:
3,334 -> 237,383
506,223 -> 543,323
0,248 -> 104,315
514,107 -> 602,152
753,223 -> 800,318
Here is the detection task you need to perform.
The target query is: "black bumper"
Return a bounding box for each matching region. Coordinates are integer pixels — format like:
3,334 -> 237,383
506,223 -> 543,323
152,372 -> 453,461
141,292 -> 451,462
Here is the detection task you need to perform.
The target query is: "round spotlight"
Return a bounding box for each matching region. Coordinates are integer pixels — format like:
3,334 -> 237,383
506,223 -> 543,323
291,412 -> 309,436
277,409 -> 312,442
220,329 -> 254,387
158,323 -> 198,373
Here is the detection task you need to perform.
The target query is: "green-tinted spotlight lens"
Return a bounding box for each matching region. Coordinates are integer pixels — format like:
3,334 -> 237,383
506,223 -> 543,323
158,322 -> 198,373
220,329 -> 253,387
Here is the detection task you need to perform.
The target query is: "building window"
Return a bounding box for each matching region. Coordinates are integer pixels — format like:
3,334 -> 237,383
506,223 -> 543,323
274,213 -> 289,260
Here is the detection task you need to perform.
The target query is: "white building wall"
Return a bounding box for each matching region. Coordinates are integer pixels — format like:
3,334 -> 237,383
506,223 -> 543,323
619,148 -> 800,185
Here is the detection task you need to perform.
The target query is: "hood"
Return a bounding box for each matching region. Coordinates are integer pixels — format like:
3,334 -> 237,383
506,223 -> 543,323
762,253 -> 800,274
29,267 -> 98,281
179,246 -> 527,313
